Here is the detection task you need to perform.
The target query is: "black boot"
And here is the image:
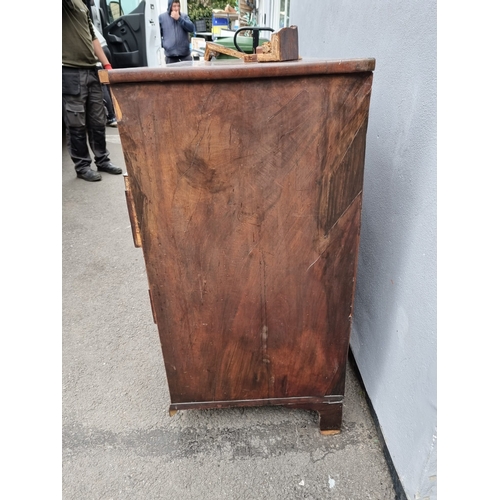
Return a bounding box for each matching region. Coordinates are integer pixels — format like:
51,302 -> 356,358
97,163 -> 122,175
77,169 -> 102,181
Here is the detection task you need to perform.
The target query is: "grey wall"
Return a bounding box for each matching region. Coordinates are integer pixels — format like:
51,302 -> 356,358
289,1 -> 437,499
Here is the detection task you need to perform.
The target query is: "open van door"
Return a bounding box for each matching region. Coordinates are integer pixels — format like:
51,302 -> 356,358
99,0 -> 164,68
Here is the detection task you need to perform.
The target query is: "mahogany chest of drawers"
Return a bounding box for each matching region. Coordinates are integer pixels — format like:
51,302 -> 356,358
105,57 -> 375,434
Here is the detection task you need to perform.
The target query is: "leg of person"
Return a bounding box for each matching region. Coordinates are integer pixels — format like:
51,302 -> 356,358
101,45 -> 117,126
62,67 -> 101,181
102,84 -> 117,126
86,68 -> 122,175
166,55 -> 191,64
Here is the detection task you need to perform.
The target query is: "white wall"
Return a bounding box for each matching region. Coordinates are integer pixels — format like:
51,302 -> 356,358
288,1 -> 437,499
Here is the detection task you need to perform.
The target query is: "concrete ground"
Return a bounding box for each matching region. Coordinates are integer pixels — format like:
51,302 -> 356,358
62,126 -> 397,500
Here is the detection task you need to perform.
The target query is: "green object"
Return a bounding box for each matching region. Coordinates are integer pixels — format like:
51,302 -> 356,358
214,35 -> 269,59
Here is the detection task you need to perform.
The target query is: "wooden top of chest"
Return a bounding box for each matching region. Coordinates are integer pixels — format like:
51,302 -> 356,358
102,58 -> 376,85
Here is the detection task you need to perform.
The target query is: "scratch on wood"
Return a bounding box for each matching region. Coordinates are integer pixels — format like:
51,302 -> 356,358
186,189 -> 203,231
307,253 -> 323,271
260,251 -> 272,395
247,243 -> 259,257
354,79 -> 372,99
198,274 -> 206,304
261,325 -> 268,362
266,90 -> 309,123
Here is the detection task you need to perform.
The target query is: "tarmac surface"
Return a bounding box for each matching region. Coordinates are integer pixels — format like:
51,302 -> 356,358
62,126 -> 397,500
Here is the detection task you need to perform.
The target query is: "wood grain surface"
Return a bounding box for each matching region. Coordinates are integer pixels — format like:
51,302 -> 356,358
109,60 -> 374,432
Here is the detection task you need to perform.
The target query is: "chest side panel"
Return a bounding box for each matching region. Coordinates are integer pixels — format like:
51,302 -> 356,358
112,72 -> 372,404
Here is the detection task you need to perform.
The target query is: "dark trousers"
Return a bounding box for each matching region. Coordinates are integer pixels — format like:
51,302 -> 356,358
102,84 -> 116,121
166,54 -> 192,64
62,66 -> 111,173
101,46 -> 116,121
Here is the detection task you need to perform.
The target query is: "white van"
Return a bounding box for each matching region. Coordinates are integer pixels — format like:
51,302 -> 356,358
91,0 -> 168,68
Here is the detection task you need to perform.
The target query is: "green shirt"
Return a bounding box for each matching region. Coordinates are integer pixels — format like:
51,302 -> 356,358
62,0 -> 98,68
